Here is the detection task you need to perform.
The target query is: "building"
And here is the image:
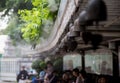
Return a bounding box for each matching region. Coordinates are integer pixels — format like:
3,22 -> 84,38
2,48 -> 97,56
0,36 -> 33,81
26,0 -> 120,81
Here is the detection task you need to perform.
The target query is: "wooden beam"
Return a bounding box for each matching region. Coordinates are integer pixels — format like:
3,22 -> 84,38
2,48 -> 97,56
104,16 -> 120,27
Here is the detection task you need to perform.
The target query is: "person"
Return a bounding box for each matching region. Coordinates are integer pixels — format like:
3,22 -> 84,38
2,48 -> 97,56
79,70 -> 87,83
32,76 -> 41,83
72,68 -> 86,83
49,70 -> 58,83
72,68 -> 81,83
46,61 -> 54,75
62,72 -> 71,83
98,77 -> 106,83
44,61 -> 54,83
44,73 -> 50,83
39,67 -> 47,83
17,66 -> 29,83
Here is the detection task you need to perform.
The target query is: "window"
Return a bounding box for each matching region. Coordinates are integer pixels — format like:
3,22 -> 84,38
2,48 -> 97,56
85,49 -> 113,75
63,53 -> 81,70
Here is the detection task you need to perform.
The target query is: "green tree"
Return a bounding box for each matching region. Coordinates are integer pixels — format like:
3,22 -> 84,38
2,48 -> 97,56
0,0 -> 33,45
18,0 -> 51,44
53,57 -> 63,71
0,0 -> 61,47
32,60 -> 46,73
0,0 -> 32,16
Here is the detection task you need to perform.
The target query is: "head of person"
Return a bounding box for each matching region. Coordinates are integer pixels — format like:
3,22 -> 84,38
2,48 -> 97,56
21,66 -> 25,70
72,68 -> 79,77
62,72 -> 69,80
46,61 -> 53,68
46,61 -> 54,74
98,77 -> 106,83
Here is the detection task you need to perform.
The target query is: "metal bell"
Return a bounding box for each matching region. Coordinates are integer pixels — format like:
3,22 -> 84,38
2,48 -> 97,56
79,10 -> 93,26
60,43 -> 68,52
79,0 -> 107,26
67,40 -> 78,51
91,34 -> 103,50
67,32 -> 74,39
70,26 -> 80,37
73,18 -> 81,31
82,32 -> 92,44
86,0 -> 107,22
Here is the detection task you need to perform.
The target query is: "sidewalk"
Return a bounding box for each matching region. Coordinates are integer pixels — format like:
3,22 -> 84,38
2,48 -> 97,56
0,80 -> 31,83
0,80 -> 15,83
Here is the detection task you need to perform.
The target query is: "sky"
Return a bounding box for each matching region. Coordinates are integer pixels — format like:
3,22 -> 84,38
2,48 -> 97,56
0,10 -> 10,54
0,10 -> 10,30
0,35 -> 8,53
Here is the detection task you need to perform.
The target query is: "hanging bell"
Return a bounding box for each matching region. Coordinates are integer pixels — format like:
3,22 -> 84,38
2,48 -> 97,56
74,18 -> 81,31
79,10 -> 93,26
86,0 -> 107,22
79,0 -> 107,26
82,32 -> 92,44
67,40 -> 78,52
70,26 -> 80,37
67,31 -> 79,40
91,34 -> 103,50
61,36 -> 68,44
60,43 -> 68,52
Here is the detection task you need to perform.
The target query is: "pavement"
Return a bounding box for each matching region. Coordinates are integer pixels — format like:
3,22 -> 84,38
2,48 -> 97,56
0,80 -> 15,83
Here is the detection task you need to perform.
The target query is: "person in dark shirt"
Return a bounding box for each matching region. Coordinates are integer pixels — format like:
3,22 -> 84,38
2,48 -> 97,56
62,72 -> 71,83
17,66 -> 29,83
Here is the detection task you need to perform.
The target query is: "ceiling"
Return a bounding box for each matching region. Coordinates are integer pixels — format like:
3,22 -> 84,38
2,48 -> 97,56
57,0 -> 120,53
30,0 -> 120,57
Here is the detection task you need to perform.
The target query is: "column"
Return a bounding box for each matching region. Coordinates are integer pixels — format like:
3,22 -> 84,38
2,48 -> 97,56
80,50 -> 85,71
109,41 -> 119,77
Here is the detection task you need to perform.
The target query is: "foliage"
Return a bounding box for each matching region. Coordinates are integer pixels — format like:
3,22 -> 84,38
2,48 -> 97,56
32,57 -> 63,74
32,59 -> 42,73
0,0 -> 32,16
39,61 -> 47,69
18,0 -> 50,43
0,0 -> 33,45
17,0 -> 61,44
53,57 -> 63,71
32,59 -> 47,73
0,14 -> 25,45
0,0 -> 61,47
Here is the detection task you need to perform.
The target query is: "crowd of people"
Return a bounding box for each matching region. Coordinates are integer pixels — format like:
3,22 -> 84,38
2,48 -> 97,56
17,61 -> 109,83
